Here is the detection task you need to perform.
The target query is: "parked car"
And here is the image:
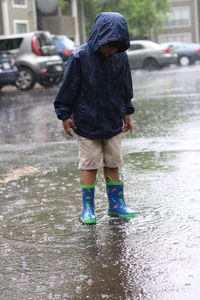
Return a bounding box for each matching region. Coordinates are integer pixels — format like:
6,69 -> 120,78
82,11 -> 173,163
161,42 -> 200,66
0,52 -> 18,90
127,40 -> 177,70
53,35 -> 76,63
190,43 -> 200,61
0,31 -> 64,90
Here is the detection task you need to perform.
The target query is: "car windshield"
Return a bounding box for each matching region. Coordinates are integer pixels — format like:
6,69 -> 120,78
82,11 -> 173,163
130,41 -> 161,49
143,41 -> 161,49
38,32 -> 54,46
167,42 -> 193,50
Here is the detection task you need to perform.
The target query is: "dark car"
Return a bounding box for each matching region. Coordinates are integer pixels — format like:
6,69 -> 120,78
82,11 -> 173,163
53,35 -> 76,63
0,52 -> 18,90
161,42 -> 200,66
191,43 -> 200,61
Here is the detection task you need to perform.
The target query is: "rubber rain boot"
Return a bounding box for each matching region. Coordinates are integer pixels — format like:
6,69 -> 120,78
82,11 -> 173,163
106,176 -> 138,218
80,180 -> 96,225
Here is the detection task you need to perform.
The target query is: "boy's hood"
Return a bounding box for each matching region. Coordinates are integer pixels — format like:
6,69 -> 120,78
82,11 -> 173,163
87,12 -> 130,53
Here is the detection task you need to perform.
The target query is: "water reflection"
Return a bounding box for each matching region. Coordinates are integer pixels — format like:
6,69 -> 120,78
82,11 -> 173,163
0,87 -> 70,144
75,219 -> 135,299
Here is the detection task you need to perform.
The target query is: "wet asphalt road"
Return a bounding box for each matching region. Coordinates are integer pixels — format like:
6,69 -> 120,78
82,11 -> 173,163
0,65 -> 200,299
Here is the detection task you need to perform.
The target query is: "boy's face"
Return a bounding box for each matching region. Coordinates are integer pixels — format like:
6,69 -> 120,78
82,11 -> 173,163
98,44 -> 119,57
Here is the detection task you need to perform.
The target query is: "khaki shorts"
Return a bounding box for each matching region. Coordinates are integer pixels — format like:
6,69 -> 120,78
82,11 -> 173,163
78,134 -> 122,170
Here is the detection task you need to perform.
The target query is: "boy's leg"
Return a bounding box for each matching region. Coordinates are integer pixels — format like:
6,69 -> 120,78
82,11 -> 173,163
103,167 -> 119,182
78,136 -> 104,224
81,169 -> 97,186
105,174 -> 138,218
103,135 -> 138,218
103,134 -> 122,182
80,176 -> 97,224
80,169 -> 98,225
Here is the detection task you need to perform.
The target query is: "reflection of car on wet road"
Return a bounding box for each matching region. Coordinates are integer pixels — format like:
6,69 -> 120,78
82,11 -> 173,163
127,40 -> 177,70
0,52 -> 18,90
161,42 -> 200,66
0,31 -> 64,91
53,35 -> 76,64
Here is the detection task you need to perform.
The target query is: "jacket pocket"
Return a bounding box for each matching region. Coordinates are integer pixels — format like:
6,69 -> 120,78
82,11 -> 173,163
78,102 -> 97,126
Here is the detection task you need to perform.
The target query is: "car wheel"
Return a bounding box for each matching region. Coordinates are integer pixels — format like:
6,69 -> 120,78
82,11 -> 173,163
143,58 -> 160,70
16,67 -> 36,91
178,56 -> 191,66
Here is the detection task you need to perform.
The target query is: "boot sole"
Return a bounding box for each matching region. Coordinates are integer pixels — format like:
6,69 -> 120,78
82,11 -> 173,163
80,218 -> 96,225
108,211 -> 138,218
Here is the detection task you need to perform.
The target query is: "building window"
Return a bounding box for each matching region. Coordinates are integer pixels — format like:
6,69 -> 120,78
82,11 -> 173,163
12,0 -> 27,8
14,20 -> 29,33
158,32 -> 192,43
164,6 -> 191,28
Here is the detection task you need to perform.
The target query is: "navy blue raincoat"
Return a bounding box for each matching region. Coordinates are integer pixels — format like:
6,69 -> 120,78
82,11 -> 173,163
54,12 -> 134,139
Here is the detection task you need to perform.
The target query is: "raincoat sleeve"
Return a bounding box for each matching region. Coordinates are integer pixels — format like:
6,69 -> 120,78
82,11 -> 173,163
124,54 -> 135,115
54,55 -> 81,121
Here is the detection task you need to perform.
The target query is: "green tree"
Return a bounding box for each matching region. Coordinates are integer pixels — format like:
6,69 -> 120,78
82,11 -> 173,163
59,0 -> 69,10
60,0 -> 170,39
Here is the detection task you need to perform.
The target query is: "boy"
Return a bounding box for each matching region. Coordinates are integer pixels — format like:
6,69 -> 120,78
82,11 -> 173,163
54,12 -> 138,224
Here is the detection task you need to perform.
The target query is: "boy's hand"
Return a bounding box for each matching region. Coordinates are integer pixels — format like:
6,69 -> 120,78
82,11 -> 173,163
122,114 -> 133,134
63,118 -> 76,137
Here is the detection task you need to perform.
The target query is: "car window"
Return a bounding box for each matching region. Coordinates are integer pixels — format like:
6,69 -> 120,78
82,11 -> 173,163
0,53 -> 8,59
0,52 -> 12,61
168,44 -> 180,49
0,38 -> 23,51
53,38 -> 62,51
37,32 -> 54,47
145,41 -> 161,49
182,43 -> 193,50
130,44 -> 144,51
60,36 -> 75,48
54,36 -> 75,50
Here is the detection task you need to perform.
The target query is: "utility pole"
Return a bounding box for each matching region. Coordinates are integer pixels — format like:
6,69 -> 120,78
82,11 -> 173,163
194,0 -> 200,42
72,0 -> 80,45
1,0 -> 10,34
32,0 -> 37,31
80,0 -> 86,43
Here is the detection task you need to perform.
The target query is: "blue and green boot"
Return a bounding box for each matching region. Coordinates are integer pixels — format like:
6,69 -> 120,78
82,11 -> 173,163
80,180 -> 97,225
106,176 -> 138,219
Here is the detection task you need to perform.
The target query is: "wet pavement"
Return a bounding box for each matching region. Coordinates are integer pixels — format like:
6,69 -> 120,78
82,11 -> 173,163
0,65 -> 200,299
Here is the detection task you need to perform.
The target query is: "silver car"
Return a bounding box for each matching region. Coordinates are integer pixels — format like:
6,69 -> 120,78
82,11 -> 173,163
127,40 -> 177,70
0,31 -> 64,90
